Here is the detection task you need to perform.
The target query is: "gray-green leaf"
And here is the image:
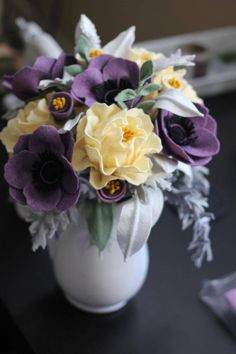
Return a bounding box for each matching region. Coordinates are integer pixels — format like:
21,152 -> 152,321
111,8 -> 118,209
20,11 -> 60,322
75,34 -> 92,61
138,83 -> 160,96
140,60 -> 154,82
114,88 -> 137,109
65,64 -> 83,76
85,200 -> 113,251
137,100 -> 156,113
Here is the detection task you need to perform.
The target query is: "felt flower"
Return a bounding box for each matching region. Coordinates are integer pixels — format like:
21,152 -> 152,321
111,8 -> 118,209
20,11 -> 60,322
71,54 -> 139,106
2,53 -> 76,100
49,92 -> 74,122
0,98 -> 58,154
4,126 -> 80,212
155,104 -> 220,165
152,66 -> 202,103
75,15 -> 135,60
128,47 -> 162,67
96,180 -> 127,203
72,103 -> 162,189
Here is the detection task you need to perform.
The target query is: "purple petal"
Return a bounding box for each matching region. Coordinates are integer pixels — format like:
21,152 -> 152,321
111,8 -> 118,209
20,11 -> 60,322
191,114 -> 217,134
13,134 -> 30,154
49,92 -> 74,121
60,131 -> 74,160
12,67 -> 50,99
204,115 -> 217,134
195,103 -> 209,116
71,68 -> 103,105
52,53 -> 76,78
51,54 -> 65,77
33,56 -> 56,74
188,156 -> 212,166
103,57 -> 139,88
88,54 -> 113,71
187,104 -> 217,134
4,151 -> 36,189
23,183 -> 62,212
28,126 -> 65,155
184,128 -> 220,157
60,157 -> 80,194
2,75 -> 14,90
56,189 -> 80,211
9,187 -> 26,204
96,181 -> 127,203
51,53 -> 66,78
159,115 -> 192,163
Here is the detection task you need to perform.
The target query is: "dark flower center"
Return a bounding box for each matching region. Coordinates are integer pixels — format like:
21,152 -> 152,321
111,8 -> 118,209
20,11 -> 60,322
104,180 -> 123,196
91,78 -> 133,105
167,116 -> 196,145
32,152 -> 63,191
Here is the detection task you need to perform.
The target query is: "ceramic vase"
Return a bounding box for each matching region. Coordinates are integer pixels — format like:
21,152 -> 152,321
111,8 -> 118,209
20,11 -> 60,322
48,205 -> 149,314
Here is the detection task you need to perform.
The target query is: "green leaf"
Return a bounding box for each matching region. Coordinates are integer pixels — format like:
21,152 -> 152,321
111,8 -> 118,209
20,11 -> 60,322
65,64 -> 83,76
85,200 -> 113,251
115,89 -> 136,102
114,89 -> 137,109
140,60 -> 154,82
137,100 -> 156,113
75,34 -> 92,61
138,83 -> 160,96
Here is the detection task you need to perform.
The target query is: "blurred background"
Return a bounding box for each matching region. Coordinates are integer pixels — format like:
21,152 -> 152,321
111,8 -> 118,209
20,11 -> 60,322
0,0 -> 236,100
1,0 -> 236,49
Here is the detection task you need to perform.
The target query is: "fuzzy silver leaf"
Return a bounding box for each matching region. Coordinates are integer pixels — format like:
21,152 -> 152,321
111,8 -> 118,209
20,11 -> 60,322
154,49 -> 195,71
75,14 -> 101,49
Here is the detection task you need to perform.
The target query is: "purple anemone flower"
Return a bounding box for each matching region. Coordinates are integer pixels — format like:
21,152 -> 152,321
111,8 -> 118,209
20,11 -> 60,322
49,92 -> 74,122
4,126 -> 80,212
71,54 -> 139,106
155,104 -> 220,166
96,180 -> 127,203
2,53 -> 76,101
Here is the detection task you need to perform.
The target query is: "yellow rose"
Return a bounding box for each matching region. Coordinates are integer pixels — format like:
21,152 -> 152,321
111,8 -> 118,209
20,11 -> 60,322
0,98 -> 58,154
128,47 -> 162,67
72,103 -> 162,189
152,66 -> 202,103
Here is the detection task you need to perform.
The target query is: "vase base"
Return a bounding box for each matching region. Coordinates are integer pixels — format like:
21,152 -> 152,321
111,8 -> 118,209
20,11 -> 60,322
65,293 -> 127,314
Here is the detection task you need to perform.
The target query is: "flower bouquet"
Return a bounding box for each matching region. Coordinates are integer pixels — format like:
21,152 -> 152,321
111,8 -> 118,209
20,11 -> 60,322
0,15 -> 220,313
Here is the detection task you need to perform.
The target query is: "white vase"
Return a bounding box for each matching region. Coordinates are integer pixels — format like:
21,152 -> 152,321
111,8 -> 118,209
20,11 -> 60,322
48,205 -> 149,314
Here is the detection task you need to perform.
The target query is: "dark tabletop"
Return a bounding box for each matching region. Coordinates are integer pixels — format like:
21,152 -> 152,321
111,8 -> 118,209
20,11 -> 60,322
0,91 -> 236,354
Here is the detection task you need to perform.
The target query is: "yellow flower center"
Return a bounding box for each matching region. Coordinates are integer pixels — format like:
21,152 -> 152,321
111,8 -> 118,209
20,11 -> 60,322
89,49 -> 104,58
104,180 -> 122,195
52,97 -> 66,111
122,126 -> 135,143
168,78 -> 181,89
141,53 -> 153,62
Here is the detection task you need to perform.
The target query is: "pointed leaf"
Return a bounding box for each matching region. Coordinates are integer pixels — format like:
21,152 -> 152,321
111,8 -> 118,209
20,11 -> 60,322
75,34 -> 92,60
140,60 -> 154,82
115,88 -> 136,102
59,112 -> 85,133
85,200 -> 113,251
154,49 -> 195,71
138,83 -> 160,96
117,187 -> 164,260
65,64 -> 83,76
114,88 -> 136,109
152,154 -> 178,174
137,100 -> 156,113
103,26 -> 135,58
75,14 -> 101,49
154,89 -> 203,117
